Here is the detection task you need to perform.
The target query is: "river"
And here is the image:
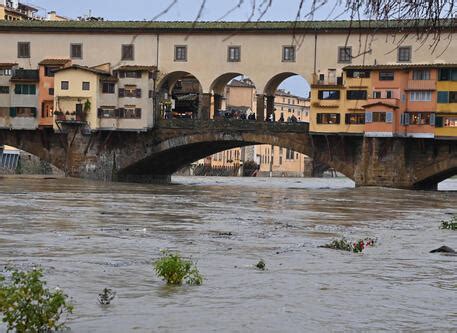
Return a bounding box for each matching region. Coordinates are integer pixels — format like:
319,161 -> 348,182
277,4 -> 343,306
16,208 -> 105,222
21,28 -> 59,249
0,176 -> 456,332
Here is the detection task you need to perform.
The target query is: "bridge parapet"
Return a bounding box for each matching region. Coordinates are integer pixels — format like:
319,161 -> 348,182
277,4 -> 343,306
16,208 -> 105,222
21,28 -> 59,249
156,119 -> 309,133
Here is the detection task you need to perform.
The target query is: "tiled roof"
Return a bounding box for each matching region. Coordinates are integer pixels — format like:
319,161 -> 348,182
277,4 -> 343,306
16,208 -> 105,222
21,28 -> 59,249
116,65 -> 157,71
344,63 -> 457,70
228,79 -> 255,88
54,64 -> 112,76
0,63 -> 17,69
0,19 -> 452,33
362,101 -> 399,109
38,59 -> 71,66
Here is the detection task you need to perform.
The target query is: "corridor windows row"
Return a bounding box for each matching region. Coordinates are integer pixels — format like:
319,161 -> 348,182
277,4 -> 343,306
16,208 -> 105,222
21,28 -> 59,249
97,107 -> 142,119
316,113 -> 366,125
60,81 -> 91,91
337,46 -> 411,64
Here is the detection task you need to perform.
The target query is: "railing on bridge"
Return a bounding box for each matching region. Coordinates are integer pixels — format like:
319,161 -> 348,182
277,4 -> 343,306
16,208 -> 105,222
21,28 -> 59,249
157,119 -> 309,133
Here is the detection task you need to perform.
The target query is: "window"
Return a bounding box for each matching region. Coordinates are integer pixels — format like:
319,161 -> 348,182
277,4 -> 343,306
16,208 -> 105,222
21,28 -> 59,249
379,71 -> 394,81
373,91 -> 382,98
70,43 -> 82,59
398,46 -> 411,62
119,107 -> 142,119
121,44 -> 134,61
48,88 -> 54,95
102,82 -> 115,94
286,149 -> 295,160
346,69 -> 370,78
345,113 -> 365,124
119,86 -> 141,98
412,70 -> 430,80
17,42 -> 30,58
316,113 -> 340,124
409,112 -> 432,125
0,86 -> 9,94
282,46 -> 295,62
118,71 -> 142,79
228,46 -> 241,62
318,90 -> 340,100
338,46 -> 352,63
44,66 -> 59,77
0,69 -> 12,76
14,84 -> 36,95
438,68 -> 457,81
386,90 -> 393,99
82,81 -> 90,91
410,91 -> 432,102
346,90 -> 367,100
450,91 -> 457,103
373,112 -> 387,122
61,81 -> 69,90
10,107 -> 36,118
174,45 -> 187,61
437,91 -> 449,103
444,116 -> 457,127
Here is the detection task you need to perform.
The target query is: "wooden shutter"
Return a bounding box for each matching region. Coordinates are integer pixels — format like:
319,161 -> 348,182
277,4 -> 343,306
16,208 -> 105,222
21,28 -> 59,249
365,112 -> 373,123
118,88 -> 125,98
386,112 -> 393,123
316,113 -> 322,124
135,108 -> 142,118
430,113 -> 436,126
435,116 -> 443,128
135,89 -> 142,98
136,71 -> 142,78
97,108 -> 102,118
335,113 -> 341,124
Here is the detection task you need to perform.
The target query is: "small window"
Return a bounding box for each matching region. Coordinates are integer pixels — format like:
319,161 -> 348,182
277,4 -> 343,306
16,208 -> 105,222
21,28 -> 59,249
121,44 -> 134,61
409,112 -> 432,125
410,91 -> 432,102
373,91 -> 382,98
44,66 -> 58,77
102,82 -> 115,94
0,86 -> 9,94
316,113 -> 340,124
346,69 -> 370,78
386,90 -> 393,99
82,82 -> 90,91
338,47 -> 352,63
398,46 -> 411,62
437,91 -> 449,103
228,46 -> 241,62
373,112 -> 387,122
318,90 -> 340,100
175,45 -> 187,62
70,43 -> 82,59
379,71 -> 394,81
61,81 -> 69,90
48,88 -> 54,95
449,91 -> 457,103
14,84 -> 36,95
412,70 -> 430,80
346,90 -> 367,100
345,113 -> 365,124
18,42 -> 30,58
282,46 -> 295,62
0,69 -> 12,76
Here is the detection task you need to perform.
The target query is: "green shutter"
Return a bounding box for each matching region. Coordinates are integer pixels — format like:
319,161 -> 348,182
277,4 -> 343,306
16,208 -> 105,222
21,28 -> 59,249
437,91 -> 449,104
435,116 -> 443,128
31,107 -> 37,117
30,85 -> 36,95
14,85 -> 21,94
9,107 -> 16,117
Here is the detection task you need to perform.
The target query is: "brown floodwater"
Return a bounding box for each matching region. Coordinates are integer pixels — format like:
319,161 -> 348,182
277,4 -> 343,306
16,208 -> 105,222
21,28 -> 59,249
0,176 -> 456,332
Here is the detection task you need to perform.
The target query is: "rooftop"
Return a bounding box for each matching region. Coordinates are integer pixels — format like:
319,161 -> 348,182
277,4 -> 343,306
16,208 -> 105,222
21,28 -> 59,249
38,58 -> 71,66
228,79 -> 255,88
115,65 -> 157,71
0,19 -> 454,33
54,64 -> 112,76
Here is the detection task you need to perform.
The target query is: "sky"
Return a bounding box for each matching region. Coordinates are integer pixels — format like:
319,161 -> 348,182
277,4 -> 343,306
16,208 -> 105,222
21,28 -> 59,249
29,0 -> 344,96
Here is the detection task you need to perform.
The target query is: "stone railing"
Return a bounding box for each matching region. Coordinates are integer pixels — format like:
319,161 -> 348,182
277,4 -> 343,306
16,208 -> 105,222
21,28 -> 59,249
157,119 -> 309,133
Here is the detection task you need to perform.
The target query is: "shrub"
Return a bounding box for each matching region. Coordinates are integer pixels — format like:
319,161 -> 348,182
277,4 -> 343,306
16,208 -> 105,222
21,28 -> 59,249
321,238 -> 376,253
154,251 -> 203,286
255,260 -> 266,271
0,267 -> 73,332
440,216 -> 457,230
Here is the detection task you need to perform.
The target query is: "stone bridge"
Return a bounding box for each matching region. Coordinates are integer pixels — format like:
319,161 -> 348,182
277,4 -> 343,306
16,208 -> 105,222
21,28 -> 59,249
0,120 -> 456,190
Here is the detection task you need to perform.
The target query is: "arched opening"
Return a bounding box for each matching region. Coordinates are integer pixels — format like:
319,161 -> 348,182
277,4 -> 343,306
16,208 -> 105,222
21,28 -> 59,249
0,145 -> 62,176
157,71 -> 204,120
210,73 -> 258,121
417,167 -> 457,191
263,72 -> 310,123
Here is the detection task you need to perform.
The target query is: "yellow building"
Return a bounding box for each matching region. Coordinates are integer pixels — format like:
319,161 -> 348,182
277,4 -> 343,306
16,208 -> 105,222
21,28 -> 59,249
310,69 -> 368,135
435,67 -> 457,139
0,1 -> 67,21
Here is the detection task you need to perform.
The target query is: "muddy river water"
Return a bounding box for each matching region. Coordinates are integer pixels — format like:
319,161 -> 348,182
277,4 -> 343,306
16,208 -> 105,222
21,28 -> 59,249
0,176 -> 456,332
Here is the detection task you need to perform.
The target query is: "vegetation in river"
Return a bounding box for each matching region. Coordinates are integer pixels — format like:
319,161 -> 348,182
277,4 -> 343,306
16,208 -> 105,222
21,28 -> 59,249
320,238 -> 376,253
255,260 -> 266,271
0,267 -> 73,332
98,288 -> 116,305
440,216 -> 457,230
154,251 -> 203,286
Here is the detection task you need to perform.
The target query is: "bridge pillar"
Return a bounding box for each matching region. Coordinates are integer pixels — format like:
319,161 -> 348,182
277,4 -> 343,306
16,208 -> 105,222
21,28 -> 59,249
198,93 -> 212,120
214,94 -> 223,118
256,94 -> 265,122
266,95 -> 275,121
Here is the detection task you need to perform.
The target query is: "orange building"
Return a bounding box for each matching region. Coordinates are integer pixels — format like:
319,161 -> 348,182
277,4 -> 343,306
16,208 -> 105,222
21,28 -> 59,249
38,59 -> 71,127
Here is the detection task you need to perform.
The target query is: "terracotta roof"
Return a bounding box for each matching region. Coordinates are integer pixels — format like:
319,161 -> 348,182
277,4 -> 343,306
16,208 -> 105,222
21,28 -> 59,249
115,65 -> 157,71
362,101 -> 399,109
0,63 -> 17,69
38,59 -> 71,66
344,63 -> 457,70
228,79 -> 255,88
0,19 -> 455,33
54,64 -> 111,76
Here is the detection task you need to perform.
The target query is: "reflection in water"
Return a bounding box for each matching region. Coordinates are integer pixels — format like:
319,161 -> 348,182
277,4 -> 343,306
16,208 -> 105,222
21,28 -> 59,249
0,176 -> 456,332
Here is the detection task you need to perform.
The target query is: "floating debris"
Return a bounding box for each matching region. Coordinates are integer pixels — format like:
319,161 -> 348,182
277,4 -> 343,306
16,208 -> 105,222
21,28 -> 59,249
98,288 -> 116,305
256,260 -> 266,270
430,246 -> 456,254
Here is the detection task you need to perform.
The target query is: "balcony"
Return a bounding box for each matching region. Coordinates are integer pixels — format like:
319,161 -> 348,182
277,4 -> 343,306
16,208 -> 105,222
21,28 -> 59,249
406,80 -> 436,91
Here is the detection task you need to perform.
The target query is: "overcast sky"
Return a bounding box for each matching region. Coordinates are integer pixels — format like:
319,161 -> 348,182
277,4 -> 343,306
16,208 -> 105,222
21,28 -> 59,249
30,0 -> 343,96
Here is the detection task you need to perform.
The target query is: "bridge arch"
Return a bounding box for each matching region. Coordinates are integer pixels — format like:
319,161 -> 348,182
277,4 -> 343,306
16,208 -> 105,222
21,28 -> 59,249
157,71 -> 203,95
413,157 -> 457,190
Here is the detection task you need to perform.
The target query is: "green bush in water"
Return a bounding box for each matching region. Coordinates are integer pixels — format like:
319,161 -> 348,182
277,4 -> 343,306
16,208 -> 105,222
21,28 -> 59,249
0,267 -> 73,332
321,238 -> 376,253
154,251 -> 203,286
440,216 -> 457,230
